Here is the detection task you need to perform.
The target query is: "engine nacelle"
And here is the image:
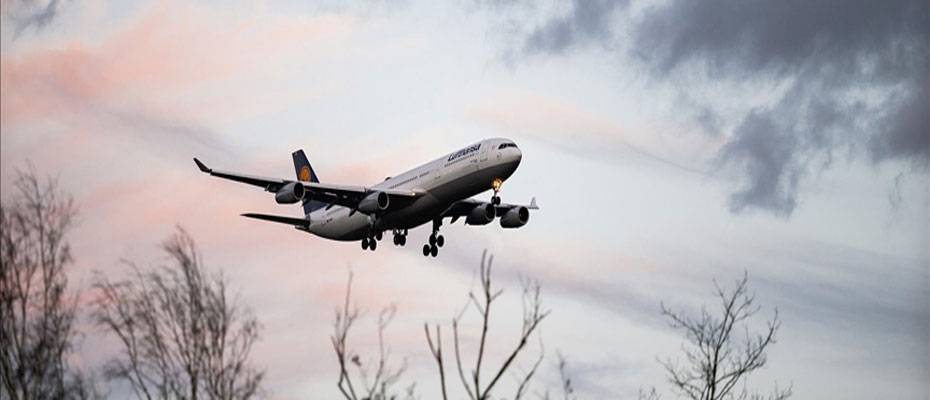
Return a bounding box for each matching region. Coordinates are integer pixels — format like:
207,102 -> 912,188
499,206 -> 529,228
275,182 -> 306,204
358,191 -> 390,213
466,203 -> 496,225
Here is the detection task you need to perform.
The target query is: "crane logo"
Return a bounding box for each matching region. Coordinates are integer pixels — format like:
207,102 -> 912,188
299,166 -> 312,182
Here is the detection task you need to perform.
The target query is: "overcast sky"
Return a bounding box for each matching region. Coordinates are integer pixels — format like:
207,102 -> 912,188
1,0 -> 928,399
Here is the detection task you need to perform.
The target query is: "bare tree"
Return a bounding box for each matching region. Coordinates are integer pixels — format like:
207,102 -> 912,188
92,228 -> 263,400
0,168 -> 98,399
331,271 -> 411,400
659,272 -> 791,400
423,251 -> 549,400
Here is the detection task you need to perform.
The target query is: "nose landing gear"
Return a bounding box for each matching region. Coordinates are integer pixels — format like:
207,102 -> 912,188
491,177 -> 504,205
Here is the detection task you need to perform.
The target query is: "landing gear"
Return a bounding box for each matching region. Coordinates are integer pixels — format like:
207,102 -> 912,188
421,243 -> 438,257
491,177 -> 503,205
361,234 -> 380,252
392,229 -> 408,246
423,219 -> 443,257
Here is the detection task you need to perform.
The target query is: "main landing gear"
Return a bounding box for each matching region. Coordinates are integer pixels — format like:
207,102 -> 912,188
392,229 -> 408,246
360,231 -> 384,252
422,219 -> 444,258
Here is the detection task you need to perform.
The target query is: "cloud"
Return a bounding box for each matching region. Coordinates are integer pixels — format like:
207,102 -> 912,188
717,110 -> 802,216
1,1 -> 357,171
3,0 -> 63,37
522,0 -> 627,55
493,0 -> 930,216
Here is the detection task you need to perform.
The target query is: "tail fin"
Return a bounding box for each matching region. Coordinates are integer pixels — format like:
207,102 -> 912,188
292,150 -> 327,215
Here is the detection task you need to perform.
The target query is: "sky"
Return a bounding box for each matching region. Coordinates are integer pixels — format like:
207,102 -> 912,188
1,0 -> 928,399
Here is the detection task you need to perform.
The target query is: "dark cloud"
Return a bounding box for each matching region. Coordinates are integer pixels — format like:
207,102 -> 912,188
498,0 -> 930,216
869,85 -> 930,164
522,0 -> 627,55
717,111 -> 802,216
5,0 -> 63,37
635,0 -> 929,215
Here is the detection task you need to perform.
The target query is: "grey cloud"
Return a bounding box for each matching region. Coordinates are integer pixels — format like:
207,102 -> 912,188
522,0 -> 627,55
495,0 -> 929,216
633,0 -> 926,78
869,85 -> 930,165
717,111 -> 802,216
6,0 -> 62,37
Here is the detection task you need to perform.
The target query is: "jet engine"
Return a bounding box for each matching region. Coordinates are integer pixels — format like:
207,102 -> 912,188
275,182 -> 306,204
499,206 -> 529,228
358,191 -> 390,213
466,203 -> 496,225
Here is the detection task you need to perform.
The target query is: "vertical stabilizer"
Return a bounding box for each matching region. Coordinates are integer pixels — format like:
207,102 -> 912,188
292,150 -> 327,215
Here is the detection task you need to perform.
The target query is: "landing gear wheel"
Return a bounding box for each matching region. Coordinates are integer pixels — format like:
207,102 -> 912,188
429,234 -> 437,246
393,235 -> 399,245
422,244 -> 431,256
399,235 -> 406,246
361,238 -> 369,250
492,196 -> 501,205
370,239 -> 377,251
376,231 -> 383,241
436,235 -> 444,248
430,245 -> 439,257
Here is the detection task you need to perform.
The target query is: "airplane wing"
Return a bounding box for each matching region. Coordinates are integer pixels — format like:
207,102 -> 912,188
194,158 -> 419,211
443,197 -> 539,221
241,213 -> 311,228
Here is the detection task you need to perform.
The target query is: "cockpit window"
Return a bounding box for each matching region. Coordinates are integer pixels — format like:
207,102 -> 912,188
497,143 -> 518,150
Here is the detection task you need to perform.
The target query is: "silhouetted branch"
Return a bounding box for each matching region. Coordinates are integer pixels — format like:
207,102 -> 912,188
92,228 -> 263,400
331,271 -> 409,400
659,271 -> 790,400
424,324 -> 448,400
0,166 -> 99,398
441,251 -> 549,400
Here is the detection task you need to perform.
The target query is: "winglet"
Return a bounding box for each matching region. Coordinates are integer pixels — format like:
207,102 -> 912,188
529,197 -> 539,209
193,158 -> 211,173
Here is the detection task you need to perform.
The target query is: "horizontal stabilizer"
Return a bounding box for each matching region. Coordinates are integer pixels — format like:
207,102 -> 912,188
241,213 -> 310,228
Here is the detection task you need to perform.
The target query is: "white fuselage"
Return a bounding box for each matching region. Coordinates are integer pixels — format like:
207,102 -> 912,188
306,138 -> 522,240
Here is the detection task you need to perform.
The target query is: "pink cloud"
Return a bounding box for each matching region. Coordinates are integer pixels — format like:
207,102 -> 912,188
1,1 -> 356,132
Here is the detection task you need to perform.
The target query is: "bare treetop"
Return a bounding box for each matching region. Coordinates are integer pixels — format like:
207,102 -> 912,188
660,272 -> 791,400
425,251 -> 549,400
92,227 -> 264,400
1,167 -> 97,398
331,271 -> 411,400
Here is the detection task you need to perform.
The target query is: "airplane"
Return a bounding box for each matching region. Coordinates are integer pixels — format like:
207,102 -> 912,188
193,138 -> 538,257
